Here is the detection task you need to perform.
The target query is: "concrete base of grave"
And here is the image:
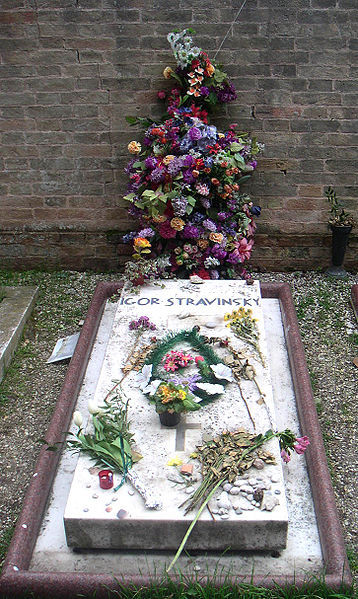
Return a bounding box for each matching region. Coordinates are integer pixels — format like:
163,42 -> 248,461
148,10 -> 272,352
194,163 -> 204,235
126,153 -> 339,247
0,281 -> 352,599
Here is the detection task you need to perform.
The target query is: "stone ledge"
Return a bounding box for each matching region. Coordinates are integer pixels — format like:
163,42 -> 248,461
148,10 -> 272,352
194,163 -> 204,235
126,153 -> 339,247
0,286 -> 39,382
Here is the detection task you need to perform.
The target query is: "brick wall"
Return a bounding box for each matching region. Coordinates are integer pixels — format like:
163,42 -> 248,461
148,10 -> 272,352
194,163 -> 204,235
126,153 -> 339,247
0,0 -> 357,272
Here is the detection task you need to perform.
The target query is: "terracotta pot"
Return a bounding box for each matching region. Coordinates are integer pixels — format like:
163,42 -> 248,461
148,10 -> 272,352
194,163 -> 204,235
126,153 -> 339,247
159,411 -> 181,427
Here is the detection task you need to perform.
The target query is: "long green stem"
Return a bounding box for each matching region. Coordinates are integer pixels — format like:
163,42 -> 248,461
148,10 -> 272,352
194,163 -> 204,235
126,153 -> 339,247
166,478 -> 224,573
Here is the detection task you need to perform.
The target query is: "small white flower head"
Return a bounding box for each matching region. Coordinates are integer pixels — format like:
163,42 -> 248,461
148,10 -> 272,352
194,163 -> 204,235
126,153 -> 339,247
88,400 -> 101,415
134,364 -> 153,391
73,410 -> 83,428
210,363 -> 233,382
195,382 -> 224,395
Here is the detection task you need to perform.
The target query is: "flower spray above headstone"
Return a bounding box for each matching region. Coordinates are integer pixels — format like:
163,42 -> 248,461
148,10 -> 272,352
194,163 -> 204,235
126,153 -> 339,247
122,29 -> 263,284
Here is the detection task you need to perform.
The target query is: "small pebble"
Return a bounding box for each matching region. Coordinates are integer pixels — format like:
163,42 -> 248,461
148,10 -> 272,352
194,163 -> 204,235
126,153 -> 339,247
116,509 -> 127,519
185,486 -> 195,494
112,496 -> 118,502
86,484 -> 91,488
83,508 -> 89,512
229,487 -> 240,495
275,489 -> 281,495
235,508 -> 243,515
21,524 -> 27,529
205,322 -> 216,329
253,458 -> 265,470
128,489 -> 135,496
220,513 -> 230,520
223,483 -> 232,492
270,473 -> 280,483
105,506 -> 112,513
92,494 -> 98,499
13,566 -> 19,572
248,478 -> 257,486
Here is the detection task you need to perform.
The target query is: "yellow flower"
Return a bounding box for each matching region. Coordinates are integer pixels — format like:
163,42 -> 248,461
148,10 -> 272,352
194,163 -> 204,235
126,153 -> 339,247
128,141 -> 141,154
167,456 -> 183,466
209,232 -> 224,244
152,214 -> 167,224
170,217 -> 185,231
133,237 -> 151,249
218,132 -> 225,138
163,66 -> 174,79
163,154 -> 175,165
178,389 -> 186,400
197,239 -> 209,250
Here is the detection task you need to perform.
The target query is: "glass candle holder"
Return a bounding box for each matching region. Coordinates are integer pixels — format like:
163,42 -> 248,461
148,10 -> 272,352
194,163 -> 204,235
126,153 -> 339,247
98,469 -> 113,489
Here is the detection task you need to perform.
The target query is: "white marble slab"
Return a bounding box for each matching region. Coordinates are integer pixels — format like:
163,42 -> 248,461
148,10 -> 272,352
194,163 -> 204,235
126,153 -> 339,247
64,281 -> 288,551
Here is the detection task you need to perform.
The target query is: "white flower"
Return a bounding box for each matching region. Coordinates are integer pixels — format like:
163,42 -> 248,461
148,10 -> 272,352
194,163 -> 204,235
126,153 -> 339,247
73,410 -> 83,428
134,364 -> 153,390
88,400 -> 103,415
195,382 -> 224,395
210,363 -> 233,382
142,379 -> 162,395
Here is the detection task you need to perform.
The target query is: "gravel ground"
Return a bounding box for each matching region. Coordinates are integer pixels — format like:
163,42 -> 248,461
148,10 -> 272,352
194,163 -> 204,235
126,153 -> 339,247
0,270 -> 357,585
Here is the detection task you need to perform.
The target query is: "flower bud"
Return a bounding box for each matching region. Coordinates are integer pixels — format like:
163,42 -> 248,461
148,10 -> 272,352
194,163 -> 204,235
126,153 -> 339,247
73,410 -> 83,428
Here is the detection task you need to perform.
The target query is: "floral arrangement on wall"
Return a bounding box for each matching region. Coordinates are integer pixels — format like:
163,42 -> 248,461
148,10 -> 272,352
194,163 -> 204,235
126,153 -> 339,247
122,29 -> 263,284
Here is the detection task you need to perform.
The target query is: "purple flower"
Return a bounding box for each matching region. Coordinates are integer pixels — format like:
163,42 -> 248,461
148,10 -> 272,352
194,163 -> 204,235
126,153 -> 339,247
200,86 -> 210,97
210,269 -> 220,279
145,156 -> 157,170
122,231 -> 137,244
281,450 -> 291,463
183,155 -> 195,167
150,167 -> 165,183
216,83 -> 237,103
202,218 -> 217,232
200,197 -> 211,210
191,212 -> 205,224
169,373 -> 202,392
182,224 -> 200,239
143,136 -> 152,146
172,196 -> 188,217
137,227 -> 155,238
188,127 -> 202,141
183,170 -> 195,184
212,245 -> 227,260
250,205 -> 261,216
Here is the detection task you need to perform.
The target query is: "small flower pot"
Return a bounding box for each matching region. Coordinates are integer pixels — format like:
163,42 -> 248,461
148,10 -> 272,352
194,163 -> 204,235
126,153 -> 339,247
326,224 -> 352,277
159,411 -> 181,427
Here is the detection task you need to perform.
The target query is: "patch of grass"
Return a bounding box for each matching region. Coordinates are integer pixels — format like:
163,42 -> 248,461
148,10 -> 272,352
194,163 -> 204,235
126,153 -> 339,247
296,295 -> 315,320
347,546 -> 358,574
0,525 -> 14,571
348,333 -> 358,346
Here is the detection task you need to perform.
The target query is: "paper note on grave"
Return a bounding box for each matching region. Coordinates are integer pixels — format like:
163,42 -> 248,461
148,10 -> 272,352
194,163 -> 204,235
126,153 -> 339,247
64,280 -> 289,551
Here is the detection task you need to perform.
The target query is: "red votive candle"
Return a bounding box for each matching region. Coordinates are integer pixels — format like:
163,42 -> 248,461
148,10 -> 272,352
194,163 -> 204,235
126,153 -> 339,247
98,469 -> 113,489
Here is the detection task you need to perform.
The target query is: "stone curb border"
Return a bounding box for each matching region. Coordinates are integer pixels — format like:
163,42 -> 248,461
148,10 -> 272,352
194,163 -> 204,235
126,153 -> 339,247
0,286 -> 39,383
0,281 -> 352,598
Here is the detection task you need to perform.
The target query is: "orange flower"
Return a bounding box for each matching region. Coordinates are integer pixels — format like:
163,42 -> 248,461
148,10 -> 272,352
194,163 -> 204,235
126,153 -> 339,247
206,63 -> 215,76
152,215 -> 167,224
163,66 -> 174,79
170,217 -> 185,231
134,237 -> 151,249
128,141 -> 141,154
211,178 -> 220,185
192,169 -> 200,178
209,232 -> 224,244
197,239 -> 209,250
163,154 -> 175,165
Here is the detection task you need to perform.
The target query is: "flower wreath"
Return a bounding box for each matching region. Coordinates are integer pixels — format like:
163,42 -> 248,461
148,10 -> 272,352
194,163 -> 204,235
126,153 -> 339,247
133,328 -> 233,413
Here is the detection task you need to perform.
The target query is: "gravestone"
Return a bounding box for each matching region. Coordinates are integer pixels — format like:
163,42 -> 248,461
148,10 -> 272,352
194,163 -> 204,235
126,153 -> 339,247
64,280 -> 288,551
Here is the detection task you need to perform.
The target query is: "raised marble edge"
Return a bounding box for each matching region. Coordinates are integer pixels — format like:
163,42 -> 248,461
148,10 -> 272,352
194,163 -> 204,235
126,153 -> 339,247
0,281 -> 352,598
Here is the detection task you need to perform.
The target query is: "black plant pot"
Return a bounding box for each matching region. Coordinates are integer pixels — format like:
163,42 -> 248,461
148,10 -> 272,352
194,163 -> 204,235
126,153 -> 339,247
326,224 -> 352,277
159,411 -> 181,427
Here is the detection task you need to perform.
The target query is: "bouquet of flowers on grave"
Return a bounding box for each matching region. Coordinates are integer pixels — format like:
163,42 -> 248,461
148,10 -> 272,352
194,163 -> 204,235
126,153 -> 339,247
133,328 -> 233,414
122,29 -> 263,284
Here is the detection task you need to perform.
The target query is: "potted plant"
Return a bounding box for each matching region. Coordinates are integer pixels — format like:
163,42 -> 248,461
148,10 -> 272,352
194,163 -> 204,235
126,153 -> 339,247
152,380 -> 200,427
325,186 -> 356,277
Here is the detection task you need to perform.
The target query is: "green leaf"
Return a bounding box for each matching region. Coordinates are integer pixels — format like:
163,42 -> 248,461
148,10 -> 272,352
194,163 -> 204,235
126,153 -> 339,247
187,195 -> 196,206
133,161 -> 144,169
123,193 -> 135,202
170,71 -> 184,86
125,116 -> 138,125
234,153 -> 246,166
237,175 -> 251,185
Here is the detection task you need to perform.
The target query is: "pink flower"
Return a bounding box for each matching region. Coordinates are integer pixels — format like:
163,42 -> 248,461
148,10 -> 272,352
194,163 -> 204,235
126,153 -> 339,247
195,356 -> 204,364
281,450 -> 291,463
294,435 -> 310,455
157,90 -> 166,100
158,220 -> 177,239
230,238 -> 254,263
